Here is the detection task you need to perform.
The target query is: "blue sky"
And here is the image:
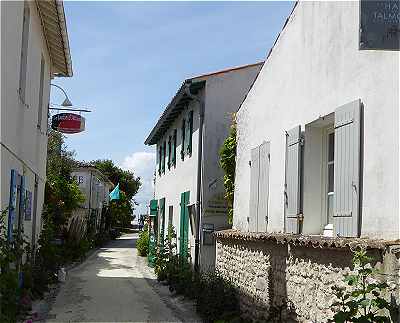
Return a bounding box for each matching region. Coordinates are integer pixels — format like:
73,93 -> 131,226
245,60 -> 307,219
50,1 -> 293,214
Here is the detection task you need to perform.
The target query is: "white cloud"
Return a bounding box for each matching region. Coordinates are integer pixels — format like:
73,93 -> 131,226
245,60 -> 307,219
120,151 -> 155,216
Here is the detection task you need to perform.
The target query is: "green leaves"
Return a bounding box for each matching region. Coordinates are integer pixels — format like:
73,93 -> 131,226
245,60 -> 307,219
330,250 -> 394,323
219,115 -> 237,224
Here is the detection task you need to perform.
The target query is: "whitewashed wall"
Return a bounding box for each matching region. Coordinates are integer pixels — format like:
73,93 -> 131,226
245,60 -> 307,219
1,1 -> 52,247
233,1 -> 399,239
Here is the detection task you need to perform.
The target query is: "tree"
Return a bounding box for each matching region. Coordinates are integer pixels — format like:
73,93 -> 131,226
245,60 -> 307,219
88,159 -> 141,228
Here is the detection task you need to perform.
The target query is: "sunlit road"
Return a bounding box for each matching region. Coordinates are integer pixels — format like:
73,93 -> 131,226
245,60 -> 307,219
46,233 -> 200,322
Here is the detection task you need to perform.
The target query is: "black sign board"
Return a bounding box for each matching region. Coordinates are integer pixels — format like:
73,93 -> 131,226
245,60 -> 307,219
360,0 -> 400,50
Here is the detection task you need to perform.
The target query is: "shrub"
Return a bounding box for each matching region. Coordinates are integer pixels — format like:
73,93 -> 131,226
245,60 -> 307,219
136,225 -> 149,256
330,250 -> 396,323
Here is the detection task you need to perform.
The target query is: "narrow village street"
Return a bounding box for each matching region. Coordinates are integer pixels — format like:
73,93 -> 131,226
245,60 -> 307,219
45,234 -> 201,323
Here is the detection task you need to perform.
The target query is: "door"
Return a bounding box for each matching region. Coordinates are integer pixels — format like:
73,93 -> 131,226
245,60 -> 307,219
179,191 -> 190,258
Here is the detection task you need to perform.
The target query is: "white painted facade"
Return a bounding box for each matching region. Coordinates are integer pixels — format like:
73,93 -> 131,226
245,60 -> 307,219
233,1 -> 399,240
147,63 -> 262,269
0,1 -> 72,249
71,167 -> 112,239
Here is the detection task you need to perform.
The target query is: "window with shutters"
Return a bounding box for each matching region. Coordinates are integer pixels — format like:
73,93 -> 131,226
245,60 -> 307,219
186,111 -> 193,156
289,99 -> 362,238
167,136 -> 171,170
158,144 -> 162,176
181,118 -> 186,161
172,129 -> 177,167
162,141 -> 166,174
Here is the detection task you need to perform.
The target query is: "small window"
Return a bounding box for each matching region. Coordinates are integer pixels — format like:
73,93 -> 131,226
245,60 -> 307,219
168,206 -> 173,227
162,141 -> 166,174
19,2 -> 30,102
37,56 -> 45,129
172,129 -> 177,167
181,118 -> 186,160
326,131 -> 335,225
186,111 -> 193,156
158,145 -> 162,175
167,136 -> 172,170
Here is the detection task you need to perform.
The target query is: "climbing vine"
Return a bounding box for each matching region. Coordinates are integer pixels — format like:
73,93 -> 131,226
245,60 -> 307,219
219,114 -> 237,224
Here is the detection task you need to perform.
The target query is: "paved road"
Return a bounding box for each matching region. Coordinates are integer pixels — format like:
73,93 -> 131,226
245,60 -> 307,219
46,233 -> 201,322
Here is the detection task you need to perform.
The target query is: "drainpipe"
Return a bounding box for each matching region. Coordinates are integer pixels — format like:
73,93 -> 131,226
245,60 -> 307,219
184,82 -> 204,272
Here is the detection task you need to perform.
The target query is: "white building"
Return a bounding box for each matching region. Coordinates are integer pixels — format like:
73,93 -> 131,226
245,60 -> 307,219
232,1 -> 399,240
71,167 -> 113,241
145,63 -> 263,270
1,0 -> 72,249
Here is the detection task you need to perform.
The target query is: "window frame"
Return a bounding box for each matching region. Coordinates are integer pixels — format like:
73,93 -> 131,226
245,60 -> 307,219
322,126 -> 335,227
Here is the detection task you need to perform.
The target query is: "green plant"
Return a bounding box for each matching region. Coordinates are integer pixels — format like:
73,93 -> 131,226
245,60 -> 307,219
196,271 -> 240,322
137,224 -> 149,256
155,225 -> 177,281
219,114 -> 237,224
331,250 -> 395,323
0,209 -> 31,322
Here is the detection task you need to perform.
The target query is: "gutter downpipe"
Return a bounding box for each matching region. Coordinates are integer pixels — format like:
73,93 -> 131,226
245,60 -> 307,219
184,82 -> 204,273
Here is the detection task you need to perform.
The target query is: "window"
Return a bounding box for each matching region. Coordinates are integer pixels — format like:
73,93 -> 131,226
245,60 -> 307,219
19,2 -> 30,102
326,130 -> 335,225
172,129 -> 177,167
186,111 -> 193,156
162,141 -> 166,174
167,136 -> 172,170
284,99 -> 361,238
37,56 -> 45,129
158,145 -> 162,175
181,118 -> 186,160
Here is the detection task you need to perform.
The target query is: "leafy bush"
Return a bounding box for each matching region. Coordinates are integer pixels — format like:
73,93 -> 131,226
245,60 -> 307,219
219,114 -> 236,224
330,250 -> 396,323
137,225 -> 149,256
196,271 -> 240,322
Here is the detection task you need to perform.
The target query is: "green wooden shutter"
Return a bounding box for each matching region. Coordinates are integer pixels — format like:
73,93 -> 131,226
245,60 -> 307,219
167,136 -> 171,170
162,141 -> 166,173
150,199 -> 158,216
158,145 -> 162,175
181,118 -> 186,161
179,191 -> 190,258
159,198 -> 166,245
172,129 -> 177,167
333,100 -> 361,237
187,111 -> 193,155
285,125 -> 302,234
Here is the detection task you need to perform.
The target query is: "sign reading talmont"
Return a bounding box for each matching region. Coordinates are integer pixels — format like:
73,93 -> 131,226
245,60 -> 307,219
360,0 -> 400,50
51,113 -> 85,134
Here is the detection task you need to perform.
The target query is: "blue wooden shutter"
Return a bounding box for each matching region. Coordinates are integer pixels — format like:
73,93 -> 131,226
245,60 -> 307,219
18,175 -> 26,233
285,125 -> 301,234
150,199 -> 158,216
333,100 -> 361,237
249,146 -> 260,231
257,141 -> 270,232
8,170 -> 18,241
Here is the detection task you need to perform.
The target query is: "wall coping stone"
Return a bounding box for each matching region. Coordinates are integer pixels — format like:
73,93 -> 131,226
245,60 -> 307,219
215,229 -> 400,251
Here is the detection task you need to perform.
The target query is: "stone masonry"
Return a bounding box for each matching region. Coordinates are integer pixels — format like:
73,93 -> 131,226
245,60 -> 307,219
215,230 -> 400,322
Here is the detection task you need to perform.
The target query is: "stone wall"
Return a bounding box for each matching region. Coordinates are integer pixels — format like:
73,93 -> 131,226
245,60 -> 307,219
215,231 -> 400,322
